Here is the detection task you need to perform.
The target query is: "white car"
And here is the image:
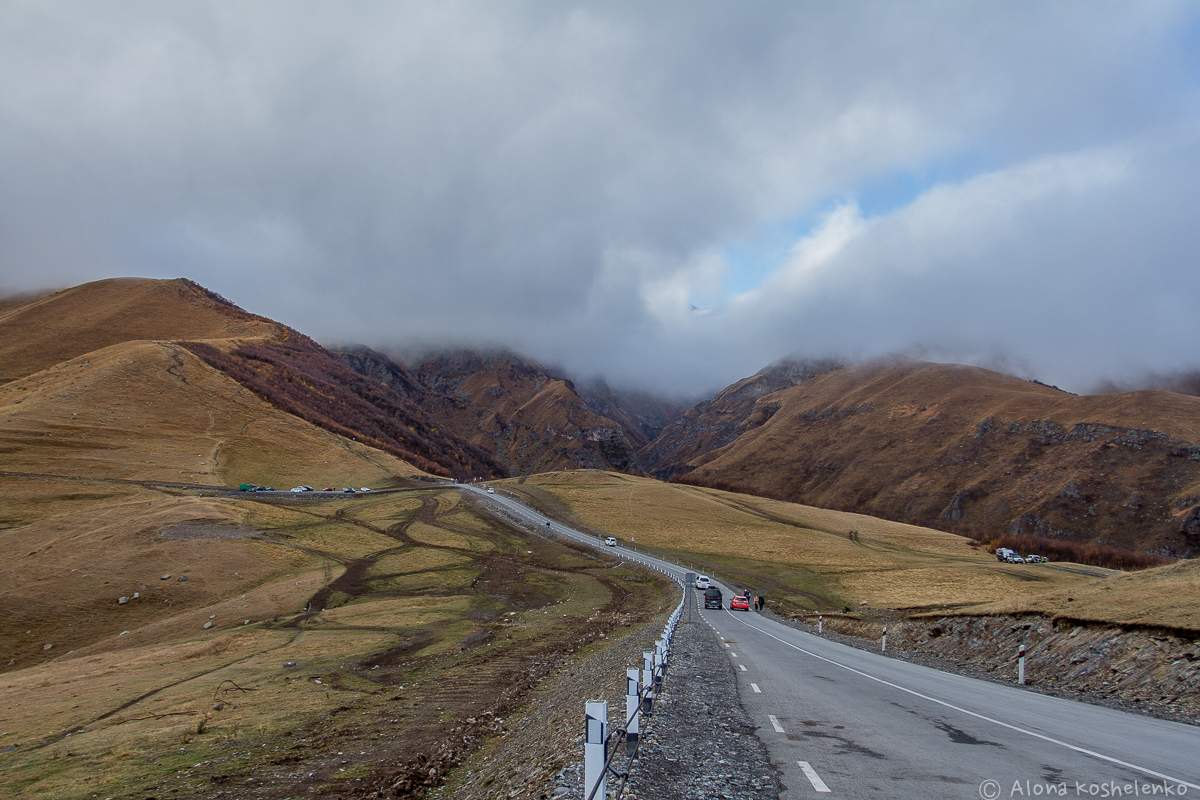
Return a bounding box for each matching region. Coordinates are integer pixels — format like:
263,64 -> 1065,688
604,536 -> 617,547
694,575 -> 711,590
486,488 -> 496,494
359,487 -> 371,493
1025,554 -> 1047,563
289,486 -> 311,493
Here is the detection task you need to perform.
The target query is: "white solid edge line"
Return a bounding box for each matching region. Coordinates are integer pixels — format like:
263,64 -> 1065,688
797,761 -> 830,793
722,608 -> 1200,791
768,714 -> 785,734
751,682 -> 762,693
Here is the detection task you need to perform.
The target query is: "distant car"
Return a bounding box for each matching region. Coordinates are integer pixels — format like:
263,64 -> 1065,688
694,575 -> 711,590
730,595 -> 751,611
255,486 -> 274,492
995,547 -> 1017,562
704,587 -> 723,609
322,487 -> 334,492
486,488 -> 496,494
1025,554 -> 1048,563
342,487 -> 356,493
290,486 -> 312,493
1005,553 -> 1025,564
359,487 -> 371,493
604,536 -> 617,547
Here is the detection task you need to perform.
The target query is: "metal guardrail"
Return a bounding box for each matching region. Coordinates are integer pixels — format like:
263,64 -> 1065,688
583,574 -> 686,800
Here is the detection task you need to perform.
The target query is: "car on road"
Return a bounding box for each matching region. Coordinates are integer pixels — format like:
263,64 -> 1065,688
254,486 -> 274,492
289,485 -> 313,493
995,547 -> 1018,562
604,536 -> 617,546
704,586 -> 723,609
694,575 -> 711,590
1025,554 -> 1048,563
322,487 -> 334,492
1005,553 -> 1025,564
341,487 -> 356,493
486,487 -> 496,494
730,595 -> 751,611
359,487 -> 371,493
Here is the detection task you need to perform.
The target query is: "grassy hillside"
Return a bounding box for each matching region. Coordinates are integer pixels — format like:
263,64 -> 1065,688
0,486 -> 672,799
499,471 -> 1115,612
0,340 -> 419,486
0,278 -> 276,383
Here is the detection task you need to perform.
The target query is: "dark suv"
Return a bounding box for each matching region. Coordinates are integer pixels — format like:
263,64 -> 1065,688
703,587 -> 723,609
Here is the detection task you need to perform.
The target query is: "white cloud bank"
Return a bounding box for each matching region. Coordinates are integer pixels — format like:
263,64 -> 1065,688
0,2 -> 1197,394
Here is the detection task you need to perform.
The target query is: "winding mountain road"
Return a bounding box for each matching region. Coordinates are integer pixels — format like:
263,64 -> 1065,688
463,483 -> 1200,800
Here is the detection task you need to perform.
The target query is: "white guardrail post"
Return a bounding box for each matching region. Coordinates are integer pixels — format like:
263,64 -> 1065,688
642,650 -> 654,715
1018,643 -> 1026,685
584,700 -> 608,800
818,614 -> 823,635
626,667 -> 640,754
881,625 -> 887,653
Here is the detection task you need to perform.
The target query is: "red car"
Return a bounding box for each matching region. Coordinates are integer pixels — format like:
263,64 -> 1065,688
730,595 -> 751,611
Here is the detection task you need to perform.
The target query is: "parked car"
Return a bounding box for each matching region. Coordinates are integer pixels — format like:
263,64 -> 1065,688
730,595 -> 751,611
254,486 -> 274,492
1025,554 -> 1048,563
604,536 -> 617,546
342,487 -> 356,493
290,486 -> 313,493
238,483 -> 258,492
1005,553 -> 1025,564
704,586 -> 723,609
486,488 -> 496,494
995,547 -> 1018,562
694,575 -> 711,590
322,487 -> 334,492
359,487 -> 371,493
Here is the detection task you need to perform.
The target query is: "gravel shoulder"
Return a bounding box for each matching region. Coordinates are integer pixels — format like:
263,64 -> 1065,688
619,602 -> 781,800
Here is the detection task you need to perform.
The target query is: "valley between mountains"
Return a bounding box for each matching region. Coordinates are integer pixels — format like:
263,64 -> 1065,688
1,277 -> 1197,799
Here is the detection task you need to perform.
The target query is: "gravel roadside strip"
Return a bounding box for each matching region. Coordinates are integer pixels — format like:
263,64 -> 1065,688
618,603 -> 782,800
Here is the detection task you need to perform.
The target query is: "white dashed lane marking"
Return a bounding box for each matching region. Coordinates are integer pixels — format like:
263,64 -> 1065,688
768,715 -> 785,734
797,761 -> 831,793
750,682 -> 762,693
738,664 -> 747,672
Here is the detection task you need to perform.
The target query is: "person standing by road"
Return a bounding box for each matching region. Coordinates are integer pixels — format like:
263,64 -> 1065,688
757,593 -> 766,611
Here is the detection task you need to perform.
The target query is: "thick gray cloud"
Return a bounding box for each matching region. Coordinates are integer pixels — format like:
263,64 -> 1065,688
1,1 -> 1197,395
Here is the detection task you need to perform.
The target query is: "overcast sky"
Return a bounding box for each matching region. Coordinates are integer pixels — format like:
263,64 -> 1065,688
2,2 -> 1198,396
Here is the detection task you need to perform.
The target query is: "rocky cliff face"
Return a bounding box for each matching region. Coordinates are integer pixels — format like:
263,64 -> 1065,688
337,347 -> 655,476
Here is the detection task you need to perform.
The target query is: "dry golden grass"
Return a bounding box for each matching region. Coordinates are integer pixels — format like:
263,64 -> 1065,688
0,340 -> 421,486
503,471 -> 1112,615
964,557 -> 1200,631
407,520 -> 495,552
0,277 -> 278,383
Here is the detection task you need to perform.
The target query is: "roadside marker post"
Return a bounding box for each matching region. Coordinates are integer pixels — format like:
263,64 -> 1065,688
583,700 -> 608,800
626,667 -> 640,754
881,626 -> 887,653
818,615 -> 823,635
642,651 -> 654,715
1018,643 -> 1026,685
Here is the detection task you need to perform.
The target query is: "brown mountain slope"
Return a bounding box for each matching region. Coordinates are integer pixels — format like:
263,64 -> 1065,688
0,339 -> 420,485
0,278 -> 276,383
339,347 -> 648,475
666,360 -> 1200,557
639,358 -> 841,478
0,277 -> 501,479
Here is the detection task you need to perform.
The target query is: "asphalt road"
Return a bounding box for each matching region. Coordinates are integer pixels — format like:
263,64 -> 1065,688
463,484 -> 1200,800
